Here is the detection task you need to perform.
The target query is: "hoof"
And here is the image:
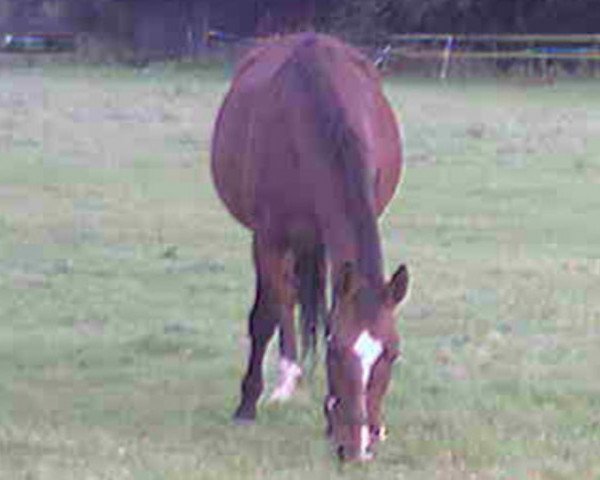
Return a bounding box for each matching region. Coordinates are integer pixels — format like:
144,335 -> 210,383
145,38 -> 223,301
232,416 -> 256,426
232,406 -> 256,425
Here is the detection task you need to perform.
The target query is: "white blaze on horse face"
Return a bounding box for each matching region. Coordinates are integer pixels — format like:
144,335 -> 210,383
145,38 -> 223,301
352,330 -> 383,388
359,425 -> 373,461
352,330 -> 382,460
268,357 -> 302,403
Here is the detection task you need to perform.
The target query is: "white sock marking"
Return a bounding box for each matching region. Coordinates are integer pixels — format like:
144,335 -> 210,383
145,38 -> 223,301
268,358 -> 302,402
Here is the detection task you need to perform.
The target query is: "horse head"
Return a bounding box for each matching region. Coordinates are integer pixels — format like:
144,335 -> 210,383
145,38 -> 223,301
325,262 -> 409,461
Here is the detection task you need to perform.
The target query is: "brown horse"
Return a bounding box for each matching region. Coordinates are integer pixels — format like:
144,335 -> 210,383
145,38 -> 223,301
211,32 -> 409,462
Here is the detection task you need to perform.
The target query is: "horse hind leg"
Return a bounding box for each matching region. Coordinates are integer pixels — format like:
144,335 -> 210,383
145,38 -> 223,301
234,236 -> 301,421
269,242 -> 325,401
297,243 -> 326,374
268,354 -> 302,403
269,337 -> 302,402
268,251 -> 303,403
233,281 -> 278,422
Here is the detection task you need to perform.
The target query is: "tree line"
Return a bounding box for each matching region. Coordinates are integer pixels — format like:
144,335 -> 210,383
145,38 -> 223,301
3,0 -> 599,38
2,0 -> 599,58
299,0 -> 600,41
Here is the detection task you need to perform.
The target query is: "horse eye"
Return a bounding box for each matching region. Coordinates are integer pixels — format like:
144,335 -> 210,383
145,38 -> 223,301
385,347 -> 401,363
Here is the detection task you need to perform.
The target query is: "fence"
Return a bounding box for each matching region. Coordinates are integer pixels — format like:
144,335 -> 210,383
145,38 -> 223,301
1,33 -> 75,53
376,34 -> 600,78
2,29 -> 600,77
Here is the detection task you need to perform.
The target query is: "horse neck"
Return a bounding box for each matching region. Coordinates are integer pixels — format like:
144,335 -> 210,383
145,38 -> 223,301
285,37 -> 385,290
326,203 -> 386,292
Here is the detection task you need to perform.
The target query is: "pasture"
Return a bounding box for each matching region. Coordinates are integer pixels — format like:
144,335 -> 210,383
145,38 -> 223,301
1,63 -> 599,479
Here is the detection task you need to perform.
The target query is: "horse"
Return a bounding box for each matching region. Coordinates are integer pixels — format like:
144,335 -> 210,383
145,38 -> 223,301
211,32 -> 409,462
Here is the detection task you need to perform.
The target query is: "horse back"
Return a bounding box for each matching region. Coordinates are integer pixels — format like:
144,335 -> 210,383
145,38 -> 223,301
211,33 -> 402,231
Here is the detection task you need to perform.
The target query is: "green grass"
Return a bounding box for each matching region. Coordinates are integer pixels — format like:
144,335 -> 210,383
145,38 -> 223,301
1,65 -> 599,479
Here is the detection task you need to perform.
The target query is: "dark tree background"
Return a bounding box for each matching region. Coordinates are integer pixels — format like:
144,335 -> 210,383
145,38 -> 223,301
1,0 -> 599,59
215,0 -> 600,38
323,0 -> 600,41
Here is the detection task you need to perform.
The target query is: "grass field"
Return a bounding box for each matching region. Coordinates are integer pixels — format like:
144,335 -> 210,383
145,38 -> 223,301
1,63 -> 599,479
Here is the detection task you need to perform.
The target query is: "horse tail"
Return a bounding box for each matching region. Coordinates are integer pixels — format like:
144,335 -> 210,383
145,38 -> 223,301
294,242 -> 326,370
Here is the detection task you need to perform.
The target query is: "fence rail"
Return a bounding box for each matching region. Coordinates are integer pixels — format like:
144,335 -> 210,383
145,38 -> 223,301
1,33 -> 76,53
394,49 -> 600,60
389,33 -> 600,43
379,33 -> 600,77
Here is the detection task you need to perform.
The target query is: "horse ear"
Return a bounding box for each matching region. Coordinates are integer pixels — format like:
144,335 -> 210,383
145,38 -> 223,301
334,262 -> 360,301
385,264 -> 409,306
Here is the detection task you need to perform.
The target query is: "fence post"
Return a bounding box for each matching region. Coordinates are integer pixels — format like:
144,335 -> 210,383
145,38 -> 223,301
440,35 -> 454,79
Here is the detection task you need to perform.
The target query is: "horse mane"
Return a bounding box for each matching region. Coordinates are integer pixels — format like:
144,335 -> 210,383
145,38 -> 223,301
277,34 -> 385,288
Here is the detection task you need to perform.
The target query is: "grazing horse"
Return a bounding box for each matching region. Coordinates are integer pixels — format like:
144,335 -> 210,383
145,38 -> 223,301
211,32 -> 409,461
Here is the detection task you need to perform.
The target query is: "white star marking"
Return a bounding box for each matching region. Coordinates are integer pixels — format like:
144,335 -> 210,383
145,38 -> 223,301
352,330 -> 383,388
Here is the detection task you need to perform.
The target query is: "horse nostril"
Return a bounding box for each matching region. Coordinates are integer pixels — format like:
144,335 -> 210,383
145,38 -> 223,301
336,445 -> 374,463
370,425 -> 387,443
